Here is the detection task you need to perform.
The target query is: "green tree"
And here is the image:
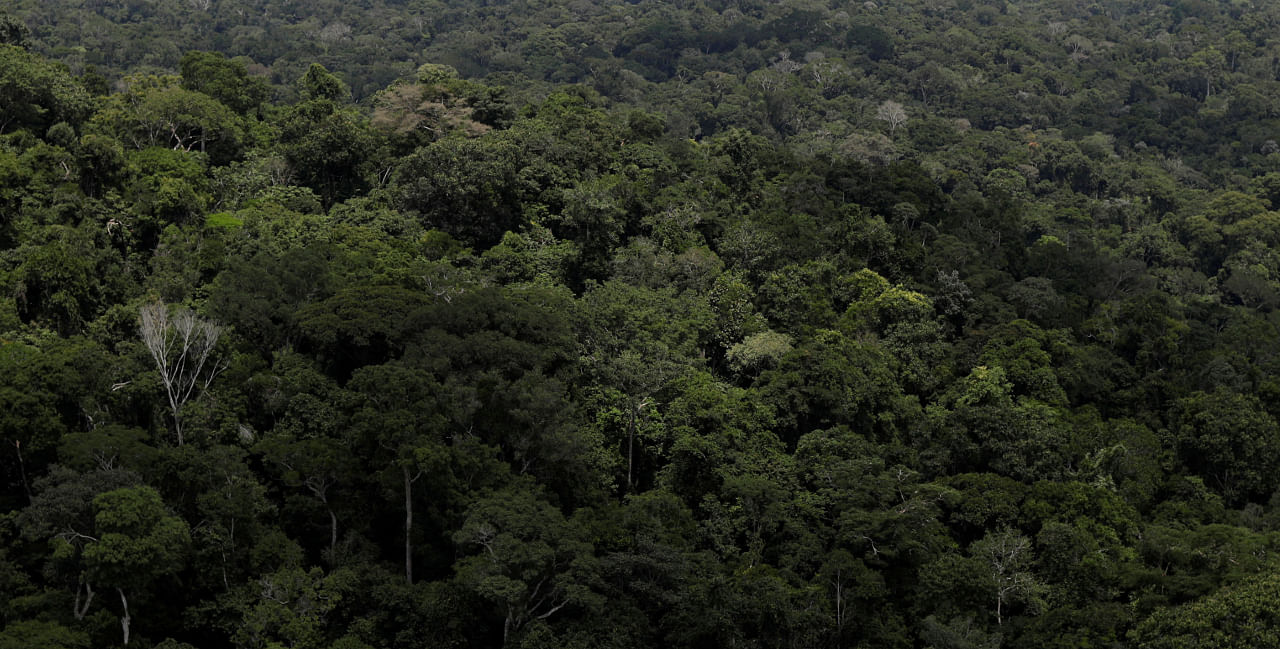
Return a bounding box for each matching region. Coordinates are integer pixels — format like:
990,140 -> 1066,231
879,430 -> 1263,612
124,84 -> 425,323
393,133 -> 524,248
347,363 -> 450,584
0,334 -> 111,507
0,44 -> 92,135
82,486 -> 191,644
0,14 -> 31,49
298,63 -> 349,102
929,365 -> 1069,481
233,566 -> 356,649
453,485 -> 602,647
757,329 -> 917,445
18,465 -> 140,623
11,226 -> 115,334
1132,568 -> 1280,649
95,75 -> 243,162
1175,389 -> 1280,504
276,70 -> 376,207
179,51 -> 271,116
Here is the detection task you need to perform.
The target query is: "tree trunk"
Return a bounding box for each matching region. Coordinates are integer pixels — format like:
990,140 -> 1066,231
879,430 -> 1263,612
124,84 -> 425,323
73,581 -> 94,620
626,406 -> 636,492
833,573 -> 844,632
503,607 -> 515,647
118,588 -> 131,645
172,405 -> 184,446
12,440 -> 31,504
404,465 -> 414,584
329,508 -> 338,564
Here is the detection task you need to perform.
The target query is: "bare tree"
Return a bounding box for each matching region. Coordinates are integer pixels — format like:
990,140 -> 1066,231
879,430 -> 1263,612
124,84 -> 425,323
1065,34 -> 1094,63
809,59 -> 849,96
139,300 -> 226,445
971,528 -> 1041,625
771,50 -> 802,74
877,99 -> 908,135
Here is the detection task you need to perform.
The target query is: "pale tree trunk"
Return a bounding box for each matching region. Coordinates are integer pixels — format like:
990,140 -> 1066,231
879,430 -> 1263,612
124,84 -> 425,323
221,519 -> 234,590
302,475 -> 338,565
329,508 -> 338,564
73,581 -> 94,620
832,570 -> 846,641
403,466 -> 423,584
11,440 -> 31,504
626,407 -> 636,491
118,588 -> 131,645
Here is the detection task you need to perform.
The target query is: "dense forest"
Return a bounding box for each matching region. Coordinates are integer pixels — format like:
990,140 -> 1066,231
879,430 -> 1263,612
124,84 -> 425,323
6,0 -> 1280,647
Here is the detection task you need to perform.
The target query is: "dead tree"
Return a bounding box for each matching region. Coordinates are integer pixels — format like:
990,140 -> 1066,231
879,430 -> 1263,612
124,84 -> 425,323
139,300 -> 227,445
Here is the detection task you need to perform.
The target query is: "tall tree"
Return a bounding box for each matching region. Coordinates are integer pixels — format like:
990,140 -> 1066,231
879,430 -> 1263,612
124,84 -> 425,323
139,300 -> 227,445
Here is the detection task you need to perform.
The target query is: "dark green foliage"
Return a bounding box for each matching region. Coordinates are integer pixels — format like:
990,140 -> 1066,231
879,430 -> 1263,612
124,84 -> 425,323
0,620 -> 89,649
276,94 -> 376,208
0,15 -> 30,49
179,51 -> 271,116
393,135 -> 524,248
1133,569 -> 1280,649
4,3 -> 1280,647
0,45 -> 92,135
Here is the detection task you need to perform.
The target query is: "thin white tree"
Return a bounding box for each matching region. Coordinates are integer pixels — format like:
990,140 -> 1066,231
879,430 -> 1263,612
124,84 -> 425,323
972,528 -> 1040,625
139,300 -> 226,445
877,99 -> 908,135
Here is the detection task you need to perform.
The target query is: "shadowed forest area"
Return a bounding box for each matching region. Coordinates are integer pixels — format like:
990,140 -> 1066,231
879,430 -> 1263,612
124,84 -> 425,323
6,1 -> 1280,647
